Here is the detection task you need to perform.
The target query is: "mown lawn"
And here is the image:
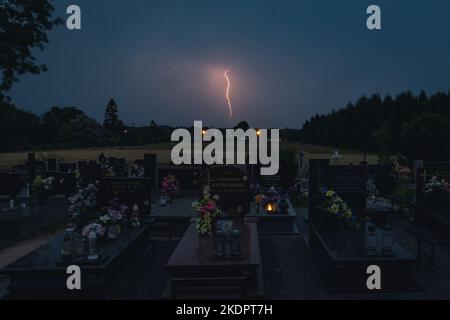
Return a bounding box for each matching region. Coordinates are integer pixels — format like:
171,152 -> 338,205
0,142 -> 378,170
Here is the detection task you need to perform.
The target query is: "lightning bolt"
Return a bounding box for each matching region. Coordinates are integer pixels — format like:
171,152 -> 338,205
224,70 -> 233,121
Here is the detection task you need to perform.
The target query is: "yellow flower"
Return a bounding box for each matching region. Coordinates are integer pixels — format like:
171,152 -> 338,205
326,190 -> 335,197
331,204 -> 339,214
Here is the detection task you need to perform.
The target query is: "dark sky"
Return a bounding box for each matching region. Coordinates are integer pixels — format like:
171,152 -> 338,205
9,0 -> 450,128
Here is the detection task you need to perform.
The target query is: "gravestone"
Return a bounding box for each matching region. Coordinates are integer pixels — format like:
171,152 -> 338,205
77,161 -> 87,172
308,159 -> 330,225
368,165 -> 395,196
27,153 -> 36,188
78,161 -> 101,185
47,159 -> 57,172
0,173 -> 21,198
144,154 -> 157,189
330,163 -> 368,216
157,165 -> 202,190
106,157 -> 127,177
46,171 -> 77,197
259,174 -> 282,189
58,162 -> 77,173
298,151 -> 305,169
200,165 -> 250,216
98,177 -> 152,214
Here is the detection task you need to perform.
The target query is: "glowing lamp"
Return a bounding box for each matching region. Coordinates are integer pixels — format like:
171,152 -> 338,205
256,129 -> 261,136
265,202 -> 276,213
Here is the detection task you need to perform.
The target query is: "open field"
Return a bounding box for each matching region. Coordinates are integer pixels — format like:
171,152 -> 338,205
0,142 -> 378,171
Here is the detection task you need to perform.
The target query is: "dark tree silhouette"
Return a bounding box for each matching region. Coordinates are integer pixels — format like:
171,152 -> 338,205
103,99 -> 124,132
0,0 -> 61,95
299,90 -> 450,161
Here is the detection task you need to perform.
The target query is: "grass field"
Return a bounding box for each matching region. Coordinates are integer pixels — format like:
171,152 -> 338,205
0,142 -> 378,171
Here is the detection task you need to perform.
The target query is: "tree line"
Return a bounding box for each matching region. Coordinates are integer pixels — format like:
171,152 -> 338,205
0,99 -> 171,151
298,91 -> 450,161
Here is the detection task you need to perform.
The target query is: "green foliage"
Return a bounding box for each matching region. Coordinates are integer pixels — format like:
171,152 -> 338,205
401,113 -> 450,160
0,0 -> 62,94
300,91 -> 450,161
31,175 -> 44,193
103,99 -> 124,132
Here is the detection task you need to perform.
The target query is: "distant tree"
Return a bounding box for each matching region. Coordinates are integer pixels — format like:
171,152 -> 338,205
234,121 -> 250,130
372,122 -> 392,156
300,90 -> 450,161
103,99 -> 124,132
41,106 -> 84,143
0,0 -> 62,94
0,99 -> 43,151
401,113 -> 450,161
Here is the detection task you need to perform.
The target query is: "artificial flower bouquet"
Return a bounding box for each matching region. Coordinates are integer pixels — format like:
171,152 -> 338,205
68,184 -> 98,221
424,176 -> 450,198
320,190 -> 359,229
192,186 -> 222,236
161,175 -> 179,199
424,176 -> 450,203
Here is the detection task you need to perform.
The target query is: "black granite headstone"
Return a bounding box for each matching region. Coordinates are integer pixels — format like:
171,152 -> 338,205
46,171 -> 77,197
331,163 -> 368,215
368,165 -> 395,196
27,153 -> 36,188
308,159 -> 330,225
58,162 -> 77,173
144,154 -> 157,189
200,165 -> 250,216
0,173 -> 21,198
47,159 -> 57,172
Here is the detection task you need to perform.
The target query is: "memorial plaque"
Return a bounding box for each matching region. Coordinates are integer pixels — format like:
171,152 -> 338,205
201,165 -> 250,216
98,178 -> 152,213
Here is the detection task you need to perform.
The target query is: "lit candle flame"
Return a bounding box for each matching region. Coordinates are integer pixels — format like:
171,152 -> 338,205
224,70 -> 233,121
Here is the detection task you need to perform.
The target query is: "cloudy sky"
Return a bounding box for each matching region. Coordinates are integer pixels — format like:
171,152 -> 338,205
9,0 -> 450,128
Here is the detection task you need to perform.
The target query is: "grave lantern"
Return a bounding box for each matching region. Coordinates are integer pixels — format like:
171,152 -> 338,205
87,227 -> 99,261
214,230 -> 226,257
230,229 -> 241,256
381,225 -> 395,255
265,202 -> 276,213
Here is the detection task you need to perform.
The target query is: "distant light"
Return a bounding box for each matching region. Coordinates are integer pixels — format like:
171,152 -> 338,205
256,129 -> 261,136
202,130 -> 206,136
